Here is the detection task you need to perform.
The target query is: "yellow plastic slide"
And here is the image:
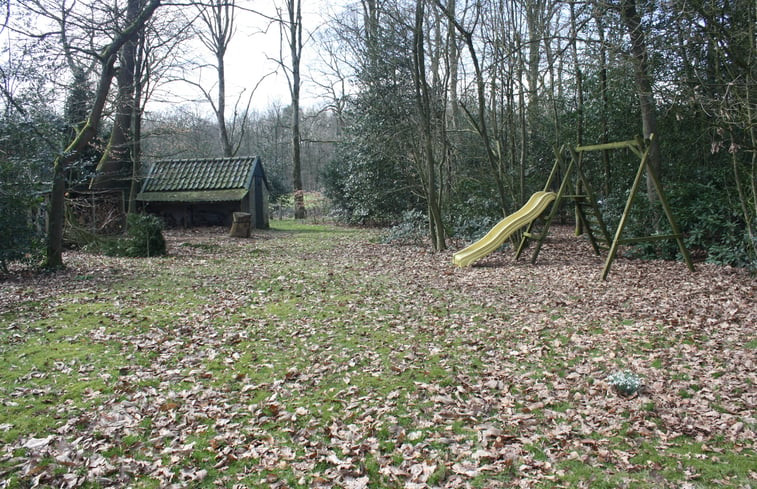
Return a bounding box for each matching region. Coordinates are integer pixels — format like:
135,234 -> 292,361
453,191 -> 557,267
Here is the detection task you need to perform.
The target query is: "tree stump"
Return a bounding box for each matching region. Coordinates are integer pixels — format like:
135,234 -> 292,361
229,212 -> 251,238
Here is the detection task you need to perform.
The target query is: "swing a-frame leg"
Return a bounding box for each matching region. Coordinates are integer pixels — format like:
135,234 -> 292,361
600,136 -> 694,280
516,145 -> 611,267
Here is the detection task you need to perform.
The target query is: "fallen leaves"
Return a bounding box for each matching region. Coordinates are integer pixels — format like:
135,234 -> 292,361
0,225 -> 755,487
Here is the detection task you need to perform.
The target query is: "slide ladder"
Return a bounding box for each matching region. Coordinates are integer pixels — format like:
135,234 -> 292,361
516,146 -> 611,262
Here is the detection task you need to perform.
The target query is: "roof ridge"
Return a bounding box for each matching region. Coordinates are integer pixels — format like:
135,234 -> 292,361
154,155 -> 259,163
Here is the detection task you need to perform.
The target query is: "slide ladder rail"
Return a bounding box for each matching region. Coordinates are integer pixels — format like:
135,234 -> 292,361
517,145 -> 612,264
568,147 -> 612,253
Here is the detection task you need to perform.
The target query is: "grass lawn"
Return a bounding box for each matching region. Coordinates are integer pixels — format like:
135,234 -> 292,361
1,220 -> 755,488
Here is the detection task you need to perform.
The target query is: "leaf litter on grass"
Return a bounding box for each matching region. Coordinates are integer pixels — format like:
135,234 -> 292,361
0,223 -> 755,488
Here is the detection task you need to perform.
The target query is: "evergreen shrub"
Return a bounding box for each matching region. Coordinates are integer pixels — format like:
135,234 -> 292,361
668,182 -> 753,267
381,209 -> 427,246
0,159 -> 44,272
600,181 -> 754,268
449,192 -> 503,243
104,214 -> 166,257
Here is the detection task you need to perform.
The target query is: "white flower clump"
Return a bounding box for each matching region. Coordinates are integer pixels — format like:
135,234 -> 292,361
607,370 -> 643,396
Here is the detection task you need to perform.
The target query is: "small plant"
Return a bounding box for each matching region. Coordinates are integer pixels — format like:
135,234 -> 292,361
607,370 -> 643,396
104,214 -> 166,257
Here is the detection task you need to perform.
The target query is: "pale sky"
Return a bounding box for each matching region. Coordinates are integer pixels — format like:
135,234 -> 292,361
0,0 -> 353,116
152,0 -> 351,116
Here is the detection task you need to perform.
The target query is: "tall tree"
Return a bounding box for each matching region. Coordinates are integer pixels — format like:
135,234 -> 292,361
91,0 -> 143,190
525,0 -> 554,193
619,0 -> 660,203
445,0 -> 460,131
275,0 -> 306,218
195,0 -> 236,157
435,0 -> 510,215
411,0 -> 446,250
45,0 -> 162,268
569,0 -> 583,147
128,6 -> 195,213
593,3 -> 611,194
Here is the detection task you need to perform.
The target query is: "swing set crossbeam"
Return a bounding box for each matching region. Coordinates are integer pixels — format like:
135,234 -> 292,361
575,139 -> 639,152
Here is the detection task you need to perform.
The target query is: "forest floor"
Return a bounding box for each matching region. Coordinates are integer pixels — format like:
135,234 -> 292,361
0,221 -> 755,488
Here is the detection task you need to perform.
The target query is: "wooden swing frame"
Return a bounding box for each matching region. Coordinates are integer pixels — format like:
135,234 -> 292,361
516,135 -> 695,280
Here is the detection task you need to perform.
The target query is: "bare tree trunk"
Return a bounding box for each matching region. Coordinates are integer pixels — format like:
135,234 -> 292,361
543,30 -> 562,144
570,0 -> 584,234
128,30 -> 147,215
569,1 -> 583,147
361,0 -> 381,74
217,51 -> 232,156
413,0 -> 445,251
429,5 -> 451,213
447,0 -> 460,131
517,46 -> 526,203
44,0 -> 162,269
620,0 -> 661,203
525,0 -> 547,199
287,0 -> 306,219
434,0 -> 508,215
445,0 -> 459,200
196,0 -> 236,157
594,4 -> 611,195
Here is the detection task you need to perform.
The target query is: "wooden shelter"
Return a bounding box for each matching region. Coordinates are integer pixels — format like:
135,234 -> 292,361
137,156 -> 270,229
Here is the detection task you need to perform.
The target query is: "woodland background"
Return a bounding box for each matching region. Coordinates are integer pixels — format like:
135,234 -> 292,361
0,0 -> 755,270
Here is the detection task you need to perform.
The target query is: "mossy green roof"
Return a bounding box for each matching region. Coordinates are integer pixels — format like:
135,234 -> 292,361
137,156 -> 263,202
136,189 -> 249,202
